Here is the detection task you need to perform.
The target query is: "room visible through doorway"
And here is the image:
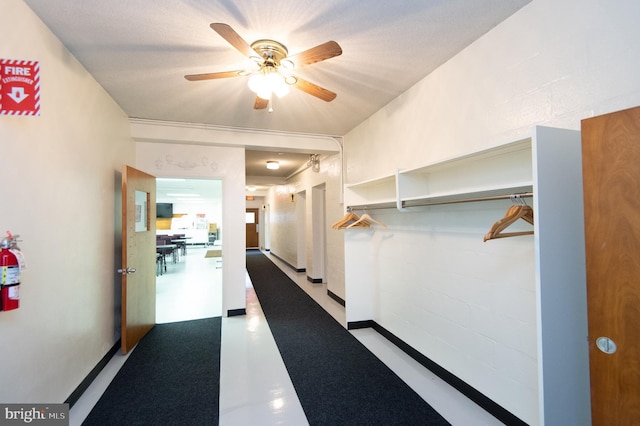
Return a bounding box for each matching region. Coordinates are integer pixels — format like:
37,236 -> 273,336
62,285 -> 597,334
155,178 -> 223,323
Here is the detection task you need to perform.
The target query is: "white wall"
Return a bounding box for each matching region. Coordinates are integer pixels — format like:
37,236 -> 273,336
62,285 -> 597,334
343,0 -> 640,424
135,142 -> 246,315
267,184 -> 300,266
347,0 -> 640,183
266,153 -> 345,299
0,0 -> 135,402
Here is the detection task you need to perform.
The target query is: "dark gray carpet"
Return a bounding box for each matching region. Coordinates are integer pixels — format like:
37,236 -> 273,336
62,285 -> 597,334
83,317 -> 221,425
246,250 -> 450,425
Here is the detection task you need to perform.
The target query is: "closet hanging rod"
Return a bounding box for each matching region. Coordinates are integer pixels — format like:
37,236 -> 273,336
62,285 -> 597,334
347,192 -> 533,212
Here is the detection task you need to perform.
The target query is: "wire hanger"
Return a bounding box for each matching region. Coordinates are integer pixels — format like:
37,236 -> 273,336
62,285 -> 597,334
483,195 -> 534,242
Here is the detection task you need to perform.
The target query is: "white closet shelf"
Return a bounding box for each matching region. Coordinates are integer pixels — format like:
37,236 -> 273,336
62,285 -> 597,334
398,138 -> 531,176
400,182 -> 533,206
344,173 -> 398,207
345,137 -> 534,211
344,126 -> 590,425
345,173 -> 396,189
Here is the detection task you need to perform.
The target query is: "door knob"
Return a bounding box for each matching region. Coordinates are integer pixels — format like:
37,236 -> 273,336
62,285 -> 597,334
117,267 -> 137,275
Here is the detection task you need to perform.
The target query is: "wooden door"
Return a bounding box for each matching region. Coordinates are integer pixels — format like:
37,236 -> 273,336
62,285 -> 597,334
246,208 -> 259,248
582,106 -> 640,424
121,166 -> 157,354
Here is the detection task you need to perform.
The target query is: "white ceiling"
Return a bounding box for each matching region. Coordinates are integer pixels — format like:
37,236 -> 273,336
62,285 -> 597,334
156,178 -> 222,204
24,0 -> 531,136
24,0 -> 531,193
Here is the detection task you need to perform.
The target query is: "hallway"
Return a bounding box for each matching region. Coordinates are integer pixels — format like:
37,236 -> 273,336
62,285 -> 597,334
69,248 -> 502,425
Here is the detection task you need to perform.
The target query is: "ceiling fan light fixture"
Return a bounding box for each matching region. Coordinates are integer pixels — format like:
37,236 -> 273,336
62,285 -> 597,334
248,68 -> 290,99
267,71 -> 289,98
266,161 -> 280,170
248,73 -> 265,93
273,83 -> 290,98
185,25 -> 342,108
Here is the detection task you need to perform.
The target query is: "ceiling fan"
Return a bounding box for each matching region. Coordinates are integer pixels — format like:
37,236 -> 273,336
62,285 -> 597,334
185,23 -> 342,110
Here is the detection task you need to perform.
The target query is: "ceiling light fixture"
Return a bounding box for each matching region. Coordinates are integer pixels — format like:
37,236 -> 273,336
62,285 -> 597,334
248,67 -> 291,100
245,40 -> 297,102
266,161 -> 280,170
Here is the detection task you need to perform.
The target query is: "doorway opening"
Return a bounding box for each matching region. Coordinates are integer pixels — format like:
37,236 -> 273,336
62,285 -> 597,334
155,178 -> 223,323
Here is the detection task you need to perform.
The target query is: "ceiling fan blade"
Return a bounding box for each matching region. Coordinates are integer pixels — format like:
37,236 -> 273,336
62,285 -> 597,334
210,23 -> 259,58
287,41 -> 342,67
254,97 -> 269,110
293,77 -> 337,102
184,71 -> 243,81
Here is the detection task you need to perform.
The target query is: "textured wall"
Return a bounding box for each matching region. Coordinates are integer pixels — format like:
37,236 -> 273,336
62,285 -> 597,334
0,0 -> 135,403
342,0 -> 640,424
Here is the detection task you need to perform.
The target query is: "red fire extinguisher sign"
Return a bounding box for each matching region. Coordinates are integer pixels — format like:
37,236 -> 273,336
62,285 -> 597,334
0,59 -> 41,116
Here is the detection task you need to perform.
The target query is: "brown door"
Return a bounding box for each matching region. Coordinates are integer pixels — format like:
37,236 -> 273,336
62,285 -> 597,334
120,166 -> 157,354
246,208 -> 259,248
582,106 -> 640,425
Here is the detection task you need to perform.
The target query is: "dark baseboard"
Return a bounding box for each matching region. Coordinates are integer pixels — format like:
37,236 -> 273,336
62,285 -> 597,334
65,339 -> 121,408
227,308 -> 246,317
366,321 -> 527,426
307,276 -> 323,284
327,289 -> 346,306
270,252 -> 305,273
347,320 -> 374,330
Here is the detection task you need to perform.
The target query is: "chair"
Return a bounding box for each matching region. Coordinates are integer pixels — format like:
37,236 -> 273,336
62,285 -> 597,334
156,236 -> 176,268
156,252 -> 164,276
170,233 -> 187,256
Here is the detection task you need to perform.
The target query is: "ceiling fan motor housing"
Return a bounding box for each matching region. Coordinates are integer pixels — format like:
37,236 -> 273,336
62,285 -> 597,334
250,39 -> 289,67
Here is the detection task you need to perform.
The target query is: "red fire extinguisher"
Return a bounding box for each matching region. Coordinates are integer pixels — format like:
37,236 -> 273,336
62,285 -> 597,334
1,232 -> 21,311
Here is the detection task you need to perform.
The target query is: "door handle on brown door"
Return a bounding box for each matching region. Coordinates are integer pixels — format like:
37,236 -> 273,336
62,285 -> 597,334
596,337 -> 617,354
117,268 -> 137,275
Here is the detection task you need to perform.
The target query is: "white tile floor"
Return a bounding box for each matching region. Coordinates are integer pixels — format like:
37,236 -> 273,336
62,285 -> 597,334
69,247 -> 503,426
155,245 -> 222,324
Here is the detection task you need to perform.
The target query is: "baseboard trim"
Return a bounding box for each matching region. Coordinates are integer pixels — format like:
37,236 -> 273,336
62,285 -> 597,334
270,252 -> 305,273
367,321 -> 527,426
227,308 -> 246,317
347,320 -> 373,330
328,290 -> 346,306
65,339 -> 121,408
